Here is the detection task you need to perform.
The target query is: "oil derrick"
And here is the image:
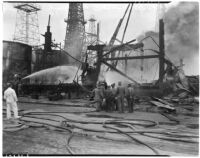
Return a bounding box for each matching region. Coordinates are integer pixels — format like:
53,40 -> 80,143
86,15 -> 100,65
88,15 -> 98,44
64,3 -> 86,64
13,3 -> 40,46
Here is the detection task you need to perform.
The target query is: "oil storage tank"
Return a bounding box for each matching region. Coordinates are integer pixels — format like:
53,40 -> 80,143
3,40 -> 32,83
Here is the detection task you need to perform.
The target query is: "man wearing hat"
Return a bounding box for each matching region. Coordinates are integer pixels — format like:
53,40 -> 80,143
116,81 -> 125,113
92,83 -> 104,111
125,83 -> 134,113
4,83 -> 20,119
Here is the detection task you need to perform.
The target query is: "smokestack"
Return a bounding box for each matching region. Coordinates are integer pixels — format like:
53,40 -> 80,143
45,14 -> 52,52
47,15 -> 51,32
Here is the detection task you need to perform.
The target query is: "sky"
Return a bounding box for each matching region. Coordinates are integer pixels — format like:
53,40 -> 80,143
2,2 -> 176,47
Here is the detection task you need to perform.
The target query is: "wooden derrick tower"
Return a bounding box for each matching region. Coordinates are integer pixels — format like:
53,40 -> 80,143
64,3 -> 86,64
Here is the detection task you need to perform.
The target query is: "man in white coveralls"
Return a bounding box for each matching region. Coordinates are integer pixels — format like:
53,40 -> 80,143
4,83 -> 20,119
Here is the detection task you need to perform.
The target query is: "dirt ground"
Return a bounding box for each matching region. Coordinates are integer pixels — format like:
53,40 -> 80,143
3,99 -> 199,156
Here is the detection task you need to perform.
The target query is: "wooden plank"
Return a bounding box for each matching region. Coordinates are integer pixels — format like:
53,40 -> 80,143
153,97 -> 174,107
150,101 -> 175,110
103,55 -> 159,61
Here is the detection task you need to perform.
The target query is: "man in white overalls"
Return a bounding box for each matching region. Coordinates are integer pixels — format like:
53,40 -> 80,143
4,83 -> 20,119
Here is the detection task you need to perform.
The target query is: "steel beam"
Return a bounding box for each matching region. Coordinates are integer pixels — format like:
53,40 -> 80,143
103,55 -> 159,61
102,61 -> 138,85
104,43 -> 143,52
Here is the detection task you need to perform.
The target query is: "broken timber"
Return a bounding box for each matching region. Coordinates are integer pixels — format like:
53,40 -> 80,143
150,101 -> 175,110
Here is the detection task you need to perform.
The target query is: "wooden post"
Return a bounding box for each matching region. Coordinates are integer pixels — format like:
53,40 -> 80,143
159,19 -> 165,84
97,23 -> 100,44
125,54 -> 128,74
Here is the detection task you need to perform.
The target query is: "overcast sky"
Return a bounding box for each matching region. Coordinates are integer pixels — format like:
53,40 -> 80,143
3,2 -> 177,46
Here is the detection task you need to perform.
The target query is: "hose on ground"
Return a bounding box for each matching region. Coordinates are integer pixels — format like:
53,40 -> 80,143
21,114 -> 198,144
141,133 -> 198,144
21,113 -> 158,134
22,112 -> 157,127
13,111 -> 198,156
103,123 -> 160,155
21,113 -> 198,139
66,132 -> 75,155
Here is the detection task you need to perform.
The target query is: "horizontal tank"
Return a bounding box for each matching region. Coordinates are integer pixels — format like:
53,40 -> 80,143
3,40 -> 32,83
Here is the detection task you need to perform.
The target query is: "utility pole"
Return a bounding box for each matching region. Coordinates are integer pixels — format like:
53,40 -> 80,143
159,19 -> 165,84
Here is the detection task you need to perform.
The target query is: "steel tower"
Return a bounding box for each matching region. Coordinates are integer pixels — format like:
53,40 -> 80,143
64,3 -> 86,64
13,3 -> 41,46
88,15 -> 97,44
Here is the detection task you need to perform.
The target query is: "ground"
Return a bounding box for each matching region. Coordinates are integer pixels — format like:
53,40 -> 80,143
3,97 -> 199,156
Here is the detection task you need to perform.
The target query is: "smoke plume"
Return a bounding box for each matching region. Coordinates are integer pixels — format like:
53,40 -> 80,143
134,2 -> 199,80
65,28 -> 84,64
164,2 -> 199,75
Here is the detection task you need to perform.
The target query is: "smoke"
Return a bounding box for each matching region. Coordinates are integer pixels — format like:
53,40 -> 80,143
104,30 -> 160,84
104,69 -> 130,86
125,31 -> 160,83
65,28 -> 84,64
104,2 -> 199,85
133,2 -> 199,80
164,2 -> 199,75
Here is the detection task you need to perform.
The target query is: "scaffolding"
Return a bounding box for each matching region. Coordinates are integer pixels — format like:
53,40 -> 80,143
13,3 -> 41,46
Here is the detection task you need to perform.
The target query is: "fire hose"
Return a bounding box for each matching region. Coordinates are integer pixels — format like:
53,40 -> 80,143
4,112 -> 199,155
102,123 -> 159,155
19,112 -> 199,139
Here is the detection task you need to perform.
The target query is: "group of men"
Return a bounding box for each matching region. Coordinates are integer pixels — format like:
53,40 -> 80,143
92,81 -> 135,113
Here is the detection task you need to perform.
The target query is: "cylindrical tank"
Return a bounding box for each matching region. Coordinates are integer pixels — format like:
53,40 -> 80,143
3,40 -> 32,83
